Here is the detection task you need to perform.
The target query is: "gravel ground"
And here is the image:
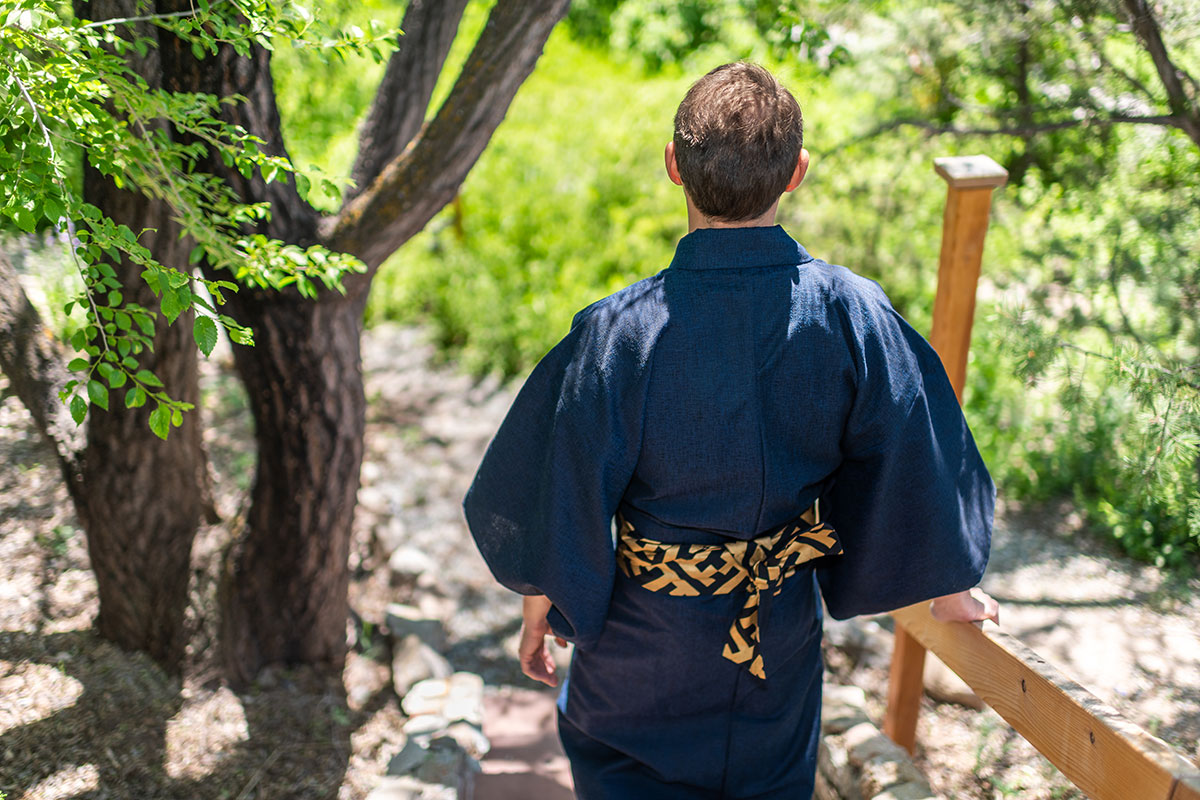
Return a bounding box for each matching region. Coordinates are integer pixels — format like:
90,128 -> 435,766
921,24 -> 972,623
1,321 -> 1197,800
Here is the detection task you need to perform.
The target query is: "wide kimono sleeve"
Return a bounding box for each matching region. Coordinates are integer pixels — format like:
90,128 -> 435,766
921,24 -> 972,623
462,286 -> 665,650
817,277 -> 994,620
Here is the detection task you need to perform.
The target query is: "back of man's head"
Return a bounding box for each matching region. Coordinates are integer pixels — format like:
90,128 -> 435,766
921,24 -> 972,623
673,63 -> 804,223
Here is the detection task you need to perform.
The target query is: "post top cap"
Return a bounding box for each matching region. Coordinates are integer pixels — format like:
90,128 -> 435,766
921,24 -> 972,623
935,155 -> 1009,189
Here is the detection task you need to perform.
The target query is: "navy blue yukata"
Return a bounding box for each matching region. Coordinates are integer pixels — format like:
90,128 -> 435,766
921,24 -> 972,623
463,225 -> 993,799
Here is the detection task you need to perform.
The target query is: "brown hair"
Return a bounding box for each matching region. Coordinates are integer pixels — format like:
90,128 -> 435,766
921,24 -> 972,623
673,63 -> 804,222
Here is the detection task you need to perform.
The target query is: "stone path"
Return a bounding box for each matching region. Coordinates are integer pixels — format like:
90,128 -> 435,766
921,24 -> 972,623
355,323 -> 1199,797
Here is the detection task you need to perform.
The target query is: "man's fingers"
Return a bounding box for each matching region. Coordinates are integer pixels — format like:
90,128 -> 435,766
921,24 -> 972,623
518,629 -> 558,687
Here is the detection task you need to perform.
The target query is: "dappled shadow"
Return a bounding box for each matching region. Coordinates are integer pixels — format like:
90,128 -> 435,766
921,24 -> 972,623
0,627 -> 367,799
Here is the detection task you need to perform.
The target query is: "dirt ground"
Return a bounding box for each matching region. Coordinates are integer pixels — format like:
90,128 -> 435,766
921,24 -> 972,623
1,322 -> 1197,799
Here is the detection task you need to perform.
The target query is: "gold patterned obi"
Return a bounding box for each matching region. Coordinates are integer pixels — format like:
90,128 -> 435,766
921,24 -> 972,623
615,504 -> 843,679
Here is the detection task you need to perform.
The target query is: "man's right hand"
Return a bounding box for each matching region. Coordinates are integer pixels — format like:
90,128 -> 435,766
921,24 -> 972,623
930,587 -> 1000,626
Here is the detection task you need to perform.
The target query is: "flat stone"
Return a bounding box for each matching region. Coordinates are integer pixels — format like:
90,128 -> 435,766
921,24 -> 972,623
818,735 -> 858,800
403,713 -> 450,737
441,721 -> 491,758
448,671 -> 485,699
393,635 -> 453,699
389,546 -> 438,584
386,604 -> 447,651
387,737 -> 426,777
366,776 -> 456,800
403,677 -> 452,717
414,738 -> 470,787
869,781 -> 940,800
845,723 -> 909,769
859,756 -> 924,798
923,653 -> 983,710
823,684 -> 872,735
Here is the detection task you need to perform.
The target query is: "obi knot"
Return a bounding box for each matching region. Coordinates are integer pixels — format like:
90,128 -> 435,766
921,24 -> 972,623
616,504 -> 843,679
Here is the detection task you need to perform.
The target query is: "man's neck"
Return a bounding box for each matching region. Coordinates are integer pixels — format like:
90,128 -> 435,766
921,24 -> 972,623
685,197 -> 780,233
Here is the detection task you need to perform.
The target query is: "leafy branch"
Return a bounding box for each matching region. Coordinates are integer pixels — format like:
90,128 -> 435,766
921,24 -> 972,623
0,0 -> 394,437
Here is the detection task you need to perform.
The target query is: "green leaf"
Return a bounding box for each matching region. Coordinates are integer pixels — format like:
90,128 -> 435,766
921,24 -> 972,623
135,369 -> 164,388
149,404 -> 170,440
193,315 -> 218,356
14,207 -> 36,233
161,288 -> 187,323
43,196 -> 63,222
87,379 -> 109,411
107,369 -> 127,389
67,357 -> 89,372
70,395 -> 87,425
125,386 -> 146,408
171,408 -> 183,427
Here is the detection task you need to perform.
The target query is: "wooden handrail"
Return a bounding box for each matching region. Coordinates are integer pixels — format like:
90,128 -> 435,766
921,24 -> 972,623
892,604 -> 1200,800
881,155 -> 1200,800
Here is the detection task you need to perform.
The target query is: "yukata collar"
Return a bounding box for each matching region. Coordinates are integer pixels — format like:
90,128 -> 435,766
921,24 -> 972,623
668,225 -> 814,271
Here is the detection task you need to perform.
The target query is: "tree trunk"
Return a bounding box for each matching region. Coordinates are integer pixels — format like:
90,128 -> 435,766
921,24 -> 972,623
63,0 -> 208,674
216,287 -> 366,682
78,166 -> 208,673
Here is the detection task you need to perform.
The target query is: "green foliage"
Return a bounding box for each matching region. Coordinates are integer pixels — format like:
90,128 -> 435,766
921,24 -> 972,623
1,0 -> 386,436
566,0 -> 853,73
368,31 -> 690,376
361,2 -> 1200,569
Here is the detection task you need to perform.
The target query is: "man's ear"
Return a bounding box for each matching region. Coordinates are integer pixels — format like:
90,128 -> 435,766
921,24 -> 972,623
665,141 -> 684,186
784,148 -> 810,193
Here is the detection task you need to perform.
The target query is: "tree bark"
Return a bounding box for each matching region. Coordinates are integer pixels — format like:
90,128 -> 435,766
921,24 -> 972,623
345,0 -> 471,205
77,165 -> 207,673
1120,0 -> 1200,148
204,0 -> 567,684
216,289 -> 366,681
0,249 -> 85,489
2,0 -> 567,683
44,0 -> 210,674
325,0 -> 571,272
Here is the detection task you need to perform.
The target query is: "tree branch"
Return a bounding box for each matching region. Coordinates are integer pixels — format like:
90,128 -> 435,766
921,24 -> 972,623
343,0 -> 471,206
0,248 -> 86,494
831,112 -> 1184,153
321,0 -> 570,275
1119,0 -> 1200,148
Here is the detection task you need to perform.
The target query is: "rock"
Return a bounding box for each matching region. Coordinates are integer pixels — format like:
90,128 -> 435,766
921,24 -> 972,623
367,775 -> 456,800
389,546 -> 438,585
822,684 -> 871,735
858,755 -> 924,798
403,677 -> 453,717
403,713 -> 450,737
375,517 -> 409,559
441,721 -> 490,759
825,617 -> 894,670
386,604 -> 447,651
817,735 -> 858,800
393,635 -> 453,698
869,782 -> 940,800
414,738 -> 471,787
387,737 -> 425,777
923,653 -> 983,709
845,723 -> 909,769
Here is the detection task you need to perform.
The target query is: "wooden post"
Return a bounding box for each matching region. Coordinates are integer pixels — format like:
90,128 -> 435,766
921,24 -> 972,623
883,155 -> 1008,753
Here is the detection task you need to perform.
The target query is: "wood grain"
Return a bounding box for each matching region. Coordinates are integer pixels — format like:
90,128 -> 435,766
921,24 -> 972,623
892,602 -> 1200,800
